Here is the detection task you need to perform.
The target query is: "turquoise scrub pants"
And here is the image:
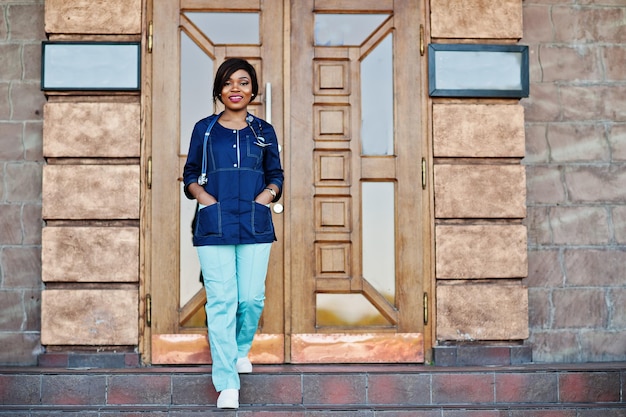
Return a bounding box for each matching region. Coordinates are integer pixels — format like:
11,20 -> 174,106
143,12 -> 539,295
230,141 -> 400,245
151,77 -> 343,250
196,243 -> 272,392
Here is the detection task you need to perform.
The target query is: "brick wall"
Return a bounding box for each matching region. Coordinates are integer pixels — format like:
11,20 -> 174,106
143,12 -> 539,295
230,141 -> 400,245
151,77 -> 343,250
522,1 -> 626,362
1,0 -> 625,366
0,0 -> 46,365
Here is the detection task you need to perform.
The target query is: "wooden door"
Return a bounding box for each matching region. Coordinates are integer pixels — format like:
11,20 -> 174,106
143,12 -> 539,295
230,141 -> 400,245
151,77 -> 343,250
149,0 -> 286,364
287,0 -> 426,363
148,0 -> 428,365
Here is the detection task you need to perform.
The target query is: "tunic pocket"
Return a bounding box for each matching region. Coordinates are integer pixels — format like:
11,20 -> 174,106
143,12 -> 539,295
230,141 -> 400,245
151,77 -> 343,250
245,136 -> 264,169
252,202 -> 273,235
194,202 -> 222,237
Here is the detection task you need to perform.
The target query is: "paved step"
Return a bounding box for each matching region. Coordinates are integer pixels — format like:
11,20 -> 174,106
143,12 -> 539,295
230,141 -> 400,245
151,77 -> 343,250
1,363 -> 625,416
2,404 -> 626,416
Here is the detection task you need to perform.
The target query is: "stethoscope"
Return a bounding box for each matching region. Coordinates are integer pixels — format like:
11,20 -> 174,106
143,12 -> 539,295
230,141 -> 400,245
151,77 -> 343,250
198,113 -> 269,186
246,114 -> 271,148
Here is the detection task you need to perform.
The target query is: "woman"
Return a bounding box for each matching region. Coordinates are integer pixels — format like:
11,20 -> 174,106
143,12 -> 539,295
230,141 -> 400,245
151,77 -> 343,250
182,58 -> 283,409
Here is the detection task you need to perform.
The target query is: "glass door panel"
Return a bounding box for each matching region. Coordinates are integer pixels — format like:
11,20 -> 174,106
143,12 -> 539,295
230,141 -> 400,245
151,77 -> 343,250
178,12 -> 262,327
314,14 -> 390,46
179,31 -> 211,310
362,181 -> 395,303
361,35 -> 394,156
184,12 -> 260,44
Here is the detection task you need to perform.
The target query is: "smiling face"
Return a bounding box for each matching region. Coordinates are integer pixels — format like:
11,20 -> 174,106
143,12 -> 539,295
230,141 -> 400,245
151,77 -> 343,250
219,69 -> 254,112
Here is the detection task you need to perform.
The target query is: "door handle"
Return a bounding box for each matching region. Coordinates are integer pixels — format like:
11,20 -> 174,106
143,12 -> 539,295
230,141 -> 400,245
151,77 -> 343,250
272,203 -> 284,214
265,82 -> 282,152
265,82 -> 272,124
265,81 -> 282,215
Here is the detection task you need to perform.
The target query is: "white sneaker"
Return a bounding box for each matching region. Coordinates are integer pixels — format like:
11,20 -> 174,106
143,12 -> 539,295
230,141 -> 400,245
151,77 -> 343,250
236,357 -> 253,373
217,389 -> 239,409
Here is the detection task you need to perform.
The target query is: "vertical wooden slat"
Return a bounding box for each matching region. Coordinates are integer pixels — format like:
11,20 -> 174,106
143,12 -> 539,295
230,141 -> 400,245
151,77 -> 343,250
389,1 -> 426,333
151,0 -> 180,335
289,0 -> 317,333
258,0 -> 285,337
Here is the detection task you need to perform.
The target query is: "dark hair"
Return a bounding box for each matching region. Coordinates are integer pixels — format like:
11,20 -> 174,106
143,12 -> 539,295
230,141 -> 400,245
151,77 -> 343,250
213,58 -> 259,103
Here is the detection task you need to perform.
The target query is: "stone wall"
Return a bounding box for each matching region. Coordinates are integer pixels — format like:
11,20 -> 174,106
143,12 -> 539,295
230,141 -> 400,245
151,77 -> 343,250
0,0 -> 46,365
39,0 -> 142,348
522,1 -> 626,362
430,0 -> 529,357
1,0 -> 625,365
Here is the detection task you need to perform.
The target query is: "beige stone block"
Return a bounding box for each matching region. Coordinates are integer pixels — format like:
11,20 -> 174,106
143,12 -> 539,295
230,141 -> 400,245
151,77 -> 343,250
44,102 -> 140,158
437,283 -> 529,340
541,46 -> 603,84
522,83 -> 560,123
42,165 -> 139,220
564,249 -> 626,287
560,85 -> 626,121
550,206 -> 610,245
525,166 -> 566,205
42,226 -> 139,283
430,0 -> 523,39
436,225 -> 527,278
41,289 -> 138,345
12,83 -> 46,121
433,104 -> 525,158
553,288 -> 607,329
613,206 -> 626,244
45,0 -> 141,34
434,165 -> 526,218
565,165 -> 626,203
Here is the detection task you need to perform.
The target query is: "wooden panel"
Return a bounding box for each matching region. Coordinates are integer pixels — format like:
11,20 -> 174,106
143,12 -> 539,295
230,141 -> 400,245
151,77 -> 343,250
316,278 -> 351,292
42,226 -> 139,282
181,0 -> 261,10
42,165 -> 140,220
291,333 -> 423,363
314,60 -> 350,95
316,242 -> 351,278
315,151 -> 351,187
314,105 -> 350,140
314,0 -> 393,12
320,155 -> 347,180
430,0 -> 523,39
361,157 -> 396,179
434,165 -> 526,218
43,102 -> 140,158
433,104 -> 525,158
45,0 -> 141,34
315,197 -> 351,232
41,289 -> 138,345
437,283 -> 529,340
436,225 -> 527,279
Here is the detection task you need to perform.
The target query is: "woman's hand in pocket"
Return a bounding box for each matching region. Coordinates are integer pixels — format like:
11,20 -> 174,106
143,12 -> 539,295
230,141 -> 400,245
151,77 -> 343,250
197,192 -> 217,206
188,183 -> 217,206
255,189 -> 273,206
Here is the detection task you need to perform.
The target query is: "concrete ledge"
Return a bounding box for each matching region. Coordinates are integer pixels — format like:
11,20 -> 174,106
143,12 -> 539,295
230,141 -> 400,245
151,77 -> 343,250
433,344 -> 532,366
38,352 -> 140,369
